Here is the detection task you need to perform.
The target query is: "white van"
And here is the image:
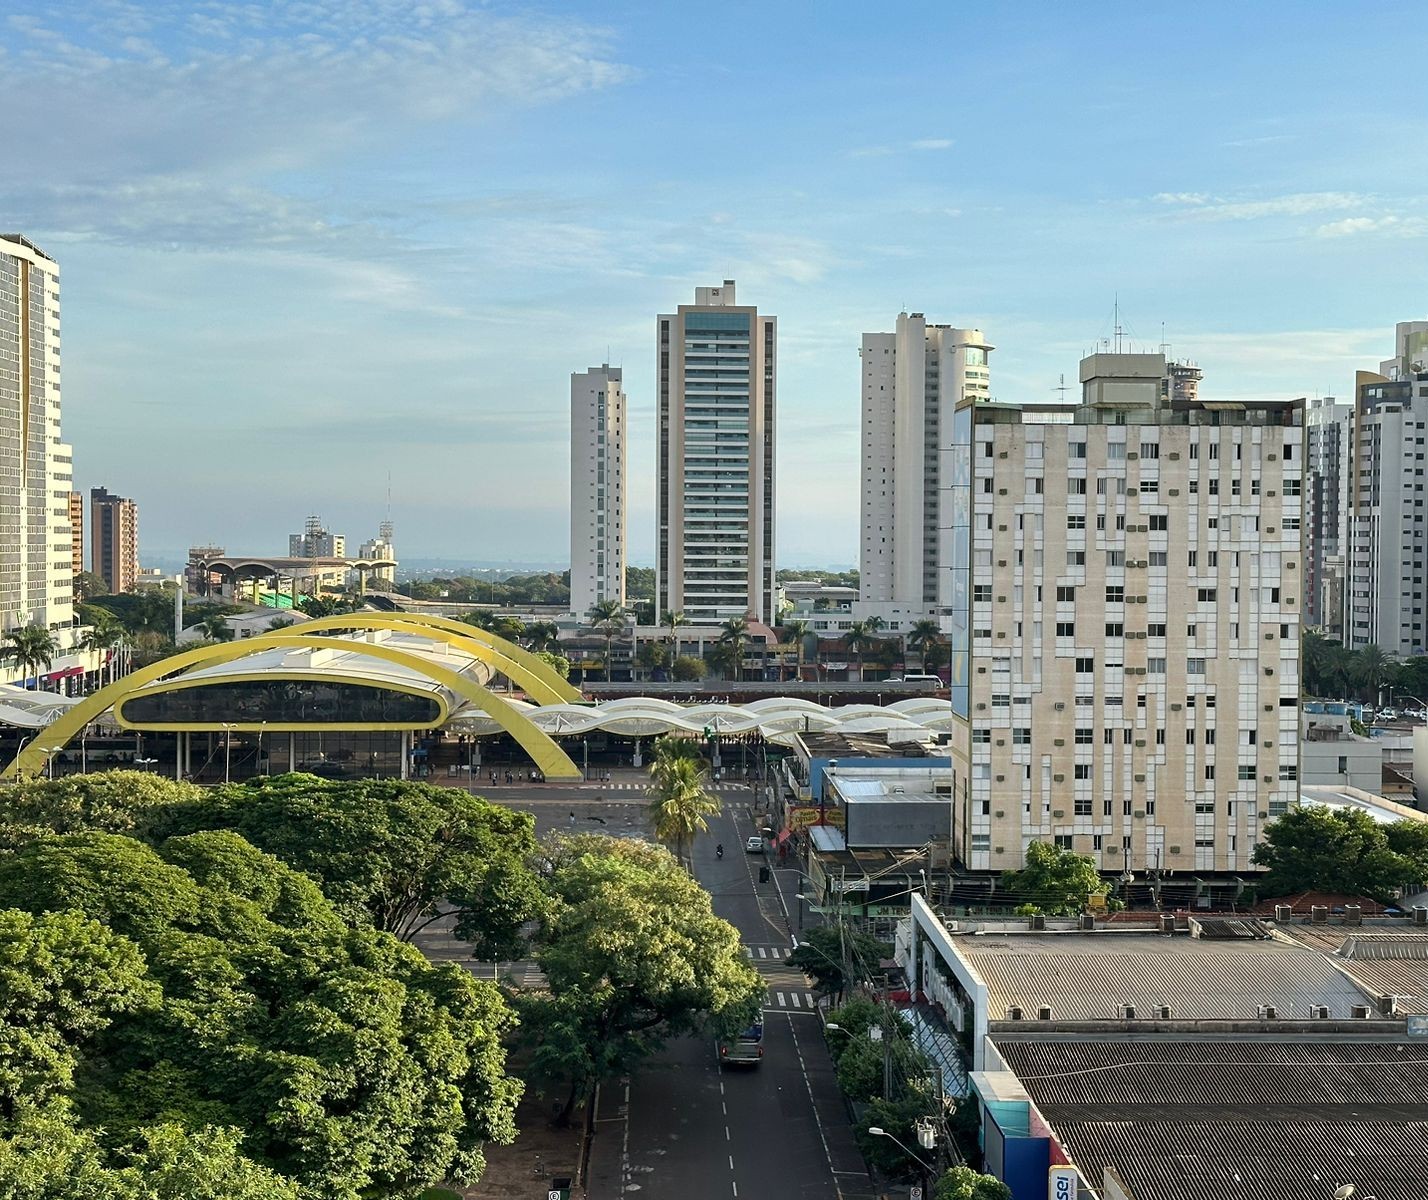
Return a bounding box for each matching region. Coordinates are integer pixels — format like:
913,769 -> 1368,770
900,674 -> 943,685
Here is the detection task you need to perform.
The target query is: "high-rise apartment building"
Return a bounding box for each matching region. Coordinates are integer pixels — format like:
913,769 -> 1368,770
657,281 -> 776,625
0,235 -> 74,631
860,314 -> 991,622
90,486 -> 139,595
67,490 -> 84,587
289,515 -> 345,559
1304,394 -> 1350,637
951,352 -> 1302,876
1336,324 -> 1428,655
570,365 -> 627,616
355,521 -> 397,585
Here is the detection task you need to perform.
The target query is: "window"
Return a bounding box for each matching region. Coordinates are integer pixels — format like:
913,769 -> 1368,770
1067,514 -> 1086,530
1284,477 -> 1302,496
1067,551 -> 1085,567
1104,728 -> 1116,745
1149,515 -> 1168,531
1075,727 -> 1093,744
1147,623 -> 1166,637
1187,658 -> 1206,674
1076,797 -> 1093,816
1188,551 -> 1198,567
1209,478 -> 1220,495
1140,441 -> 1160,458
1108,443 -> 1126,461
1204,765 -> 1216,781
1070,441 -> 1086,459
1013,727 -> 1031,745
992,693 -> 1011,708
1054,835 -> 1074,849
973,584 -> 992,602
1197,588 -> 1217,603
972,728 -> 991,744
1147,657 -> 1166,674
1069,477 -> 1087,494
1057,621 -> 1076,637
1105,623 -> 1124,638
1107,550 -> 1125,567
1187,623 -> 1198,638
1279,764 -> 1298,781
1238,764 -> 1257,781
1141,479 -> 1159,494
1075,655 -> 1094,672
1106,586 -> 1124,603
1056,586 -> 1076,602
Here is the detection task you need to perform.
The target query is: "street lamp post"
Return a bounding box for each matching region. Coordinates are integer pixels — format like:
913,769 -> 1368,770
221,723 -> 236,784
867,1126 -> 934,1193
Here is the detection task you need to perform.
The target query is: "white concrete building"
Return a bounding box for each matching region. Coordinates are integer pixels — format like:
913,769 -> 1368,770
957,352 -> 1303,875
859,314 -> 991,624
289,515 -> 345,559
1300,711 -> 1380,792
657,281 -> 776,624
1337,323 -> 1428,654
0,235 -> 74,633
569,364 -> 627,616
1304,394 -> 1349,635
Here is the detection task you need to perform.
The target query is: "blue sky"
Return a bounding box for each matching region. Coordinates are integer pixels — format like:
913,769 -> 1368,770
5,1 -> 1425,566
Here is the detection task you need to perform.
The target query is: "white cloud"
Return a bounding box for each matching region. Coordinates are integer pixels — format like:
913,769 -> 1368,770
1315,214 -> 1428,239
909,138 -> 954,151
1154,191 -> 1368,220
850,138 -> 954,158
1152,192 -> 1209,205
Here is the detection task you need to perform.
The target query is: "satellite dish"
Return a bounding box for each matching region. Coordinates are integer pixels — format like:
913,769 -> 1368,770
1334,1186 -> 1356,1200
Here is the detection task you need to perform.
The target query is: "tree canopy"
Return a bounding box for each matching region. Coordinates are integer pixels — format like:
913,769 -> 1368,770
999,841 -> 1108,915
935,1165 -> 1012,1200
149,773 -> 547,957
789,925 -> 891,1001
519,835 -> 762,1122
1251,805 -> 1418,901
0,828 -> 521,1198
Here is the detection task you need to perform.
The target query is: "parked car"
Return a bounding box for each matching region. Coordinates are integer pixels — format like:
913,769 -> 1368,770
745,835 -> 765,854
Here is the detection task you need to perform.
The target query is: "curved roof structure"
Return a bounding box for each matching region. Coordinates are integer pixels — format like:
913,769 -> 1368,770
1,613 -> 946,777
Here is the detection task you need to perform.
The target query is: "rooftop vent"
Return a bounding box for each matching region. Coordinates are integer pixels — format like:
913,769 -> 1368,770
1345,905 -> 1362,925
1155,1004 -> 1171,1019
1038,1006 -> 1053,1021
1313,1005 -> 1330,1019
1258,1005 -> 1278,1019
1159,914 -> 1176,935
1030,914 -> 1047,932
1006,1005 -> 1024,1021
1311,905 -> 1329,925
1379,995 -> 1398,1016
1275,905 -> 1293,922
1413,906 -> 1428,927
1078,914 -> 1096,931
1352,1004 -> 1371,1019
1120,1004 -> 1136,1019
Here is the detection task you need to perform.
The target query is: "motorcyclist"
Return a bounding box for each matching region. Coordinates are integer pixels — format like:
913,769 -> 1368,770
716,843 -> 724,859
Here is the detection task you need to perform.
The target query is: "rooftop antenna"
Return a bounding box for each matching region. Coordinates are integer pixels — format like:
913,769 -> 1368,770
1054,373 -> 1071,403
1114,294 -> 1124,354
1159,321 -> 1170,359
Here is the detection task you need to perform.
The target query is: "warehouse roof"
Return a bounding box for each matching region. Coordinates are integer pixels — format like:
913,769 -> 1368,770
1281,924 -> 1428,1014
961,931 -> 1373,1021
994,1039 -> 1428,1200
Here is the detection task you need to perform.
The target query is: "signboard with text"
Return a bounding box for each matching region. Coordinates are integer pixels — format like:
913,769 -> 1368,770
1050,1165 -> 1078,1200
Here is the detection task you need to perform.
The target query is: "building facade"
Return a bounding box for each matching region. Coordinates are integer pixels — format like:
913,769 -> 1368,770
354,521 -> 397,587
289,515 -> 345,559
0,235 -> 74,631
90,486 -> 139,595
657,280 -> 776,625
859,313 -> 992,622
1304,394 -> 1349,637
1342,324 -> 1428,656
959,353 -> 1303,875
66,490 -> 84,588
569,364 -> 627,615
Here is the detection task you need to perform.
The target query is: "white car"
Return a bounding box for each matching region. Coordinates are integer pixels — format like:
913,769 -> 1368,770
745,835 -> 765,854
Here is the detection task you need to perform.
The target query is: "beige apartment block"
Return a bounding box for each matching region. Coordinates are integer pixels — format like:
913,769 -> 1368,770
957,353 -> 1303,876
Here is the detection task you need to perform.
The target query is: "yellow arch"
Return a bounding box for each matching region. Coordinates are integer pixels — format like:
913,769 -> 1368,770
293,612 -> 577,705
2,635 -> 582,782
295,614 -> 579,708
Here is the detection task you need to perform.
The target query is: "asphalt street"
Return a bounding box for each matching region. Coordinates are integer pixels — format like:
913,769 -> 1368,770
585,795 -> 873,1200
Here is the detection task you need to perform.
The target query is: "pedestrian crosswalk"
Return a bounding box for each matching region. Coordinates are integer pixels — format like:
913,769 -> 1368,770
743,944 -> 790,960
766,990 -> 821,1011
569,781 -> 753,792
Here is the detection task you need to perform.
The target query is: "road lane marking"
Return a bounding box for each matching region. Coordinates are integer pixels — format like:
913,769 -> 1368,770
791,992 -> 801,1008
757,947 -> 767,958
725,1125 -> 731,1141
776,991 -> 785,1006
728,1155 -> 735,1171
787,1017 -> 841,1199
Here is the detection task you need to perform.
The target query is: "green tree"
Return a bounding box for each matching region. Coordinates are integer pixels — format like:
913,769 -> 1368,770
634,639 -> 671,678
191,613 -> 234,642
717,615 -> 749,682
789,925 -> 891,1001
1000,841 -> 1108,916
295,594 -> 360,619
671,654 -> 705,682
534,649 -> 571,680
625,566 -> 655,600
1252,805 -> 1411,901
0,829 -> 522,1197
779,619 -> 809,681
936,1165 -> 1012,1200
524,620 -> 561,654
646,740 -> 720,868
844,617 -> 883,682
1386,820 -> 1428,890
0,771 -> 204,850
74,570 -> 112,600
525,835 -> 763,1123
152,774 -> 547,956
662,609 -> 689,661
1353,643 -> 1399,705
266,614 -> 296,631
2,624 -> 58,690
907,618 -> 943,675
858,1094 -> 936,1180
79,616 -> 126,687
587,599 -> 627,682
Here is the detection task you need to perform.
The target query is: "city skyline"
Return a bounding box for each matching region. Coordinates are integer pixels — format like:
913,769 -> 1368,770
2,2 -> 1425,562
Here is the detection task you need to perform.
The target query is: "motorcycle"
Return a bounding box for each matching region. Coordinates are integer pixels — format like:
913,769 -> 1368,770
716,844 -> 724,859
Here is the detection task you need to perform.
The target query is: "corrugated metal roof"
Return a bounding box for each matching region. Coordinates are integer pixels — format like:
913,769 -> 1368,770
1284,926 -> 1428,1014
1056,1120 -> 1428,1200
996,1039 -> 1428,1111
964,936 -> 1372,1019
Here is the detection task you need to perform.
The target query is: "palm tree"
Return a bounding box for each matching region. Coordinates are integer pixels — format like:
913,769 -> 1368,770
79,617 -> 124,687
779,619 -> 809,682
462,610 -> 496,632
646,739 -> 721,868
588,598 -> 627,682
524,620 -> 561,654
906,618 -> 942,675
1354,644 -> 1399,706
662,609 -> 689,661
717,614 -> 750,682
491,615 -> 526,644
195,613 -> 235,642
845,617 -> 883,682
2,624 -> 58,690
